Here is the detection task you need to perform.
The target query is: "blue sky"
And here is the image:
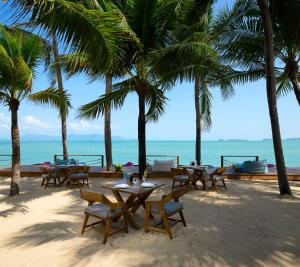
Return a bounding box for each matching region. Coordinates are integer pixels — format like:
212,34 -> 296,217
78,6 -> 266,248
0,1 -> 299,140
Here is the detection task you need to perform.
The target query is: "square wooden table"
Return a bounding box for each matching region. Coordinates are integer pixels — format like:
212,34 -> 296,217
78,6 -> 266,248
181,165 -> 217,190
102,182 -> 164,229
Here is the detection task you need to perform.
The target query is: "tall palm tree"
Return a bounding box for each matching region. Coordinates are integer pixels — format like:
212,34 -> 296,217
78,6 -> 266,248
52,34 -> 69,160
256,0 -> 291,195
78,0 -> 184,178
0,25 -> 71,196
150,0 -> 242,165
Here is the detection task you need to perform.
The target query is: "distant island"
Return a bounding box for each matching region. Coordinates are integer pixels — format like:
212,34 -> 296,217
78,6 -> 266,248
1,134 -> 128,141
0,135 -> 299,142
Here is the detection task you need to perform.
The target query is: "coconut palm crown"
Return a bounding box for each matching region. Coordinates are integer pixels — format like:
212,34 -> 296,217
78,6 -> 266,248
0,25 -> 71,195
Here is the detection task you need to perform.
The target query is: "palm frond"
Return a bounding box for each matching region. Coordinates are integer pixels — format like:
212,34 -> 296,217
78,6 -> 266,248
77,78 -> 136,119
145,84 -> 167,122
27,88 -> 71,115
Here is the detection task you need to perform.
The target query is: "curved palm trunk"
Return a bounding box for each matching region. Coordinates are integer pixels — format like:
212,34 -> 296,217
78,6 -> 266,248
105,75 -> 113,171
52,34 -> 68,160
258,0 -> 291,195
137,92 -> 146,179
9,98 -> 20,196
195,77 -> 201,165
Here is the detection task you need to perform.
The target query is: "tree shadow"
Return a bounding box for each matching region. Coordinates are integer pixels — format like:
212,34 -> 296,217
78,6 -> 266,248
1,178 -> 300,266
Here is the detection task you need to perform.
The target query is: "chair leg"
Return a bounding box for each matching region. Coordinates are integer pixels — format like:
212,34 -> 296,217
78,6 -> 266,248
144,208 -> 150,233
179,210 -> 187,227
41,178 -> 45,187
222,180 -> 227,190
161,214 -> 172,240
103,218 -> 112,244
81,214 -> 89,234
45,178 -> 49,189
172,180 -> 175,190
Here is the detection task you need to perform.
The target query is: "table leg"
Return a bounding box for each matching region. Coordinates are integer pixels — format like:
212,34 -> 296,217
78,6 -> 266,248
112,190 -> 140,230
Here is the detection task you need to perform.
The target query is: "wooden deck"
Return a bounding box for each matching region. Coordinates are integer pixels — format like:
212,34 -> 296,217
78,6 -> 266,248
0,165 -> 299,180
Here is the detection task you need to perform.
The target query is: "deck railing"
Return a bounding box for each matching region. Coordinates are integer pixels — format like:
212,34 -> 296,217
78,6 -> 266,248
221,155 -> 259,167
146,155 -> 180,167
54,154 -> 104,167
0,154 -> 12,167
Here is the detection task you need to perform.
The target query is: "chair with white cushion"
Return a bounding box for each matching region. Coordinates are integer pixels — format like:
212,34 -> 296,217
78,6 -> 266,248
171,167 -> 192,190
144,186 -> 187,239
80,190 -> 128,244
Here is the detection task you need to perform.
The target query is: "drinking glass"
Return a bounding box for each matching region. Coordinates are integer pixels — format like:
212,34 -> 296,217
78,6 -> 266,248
133,177 -> 138,186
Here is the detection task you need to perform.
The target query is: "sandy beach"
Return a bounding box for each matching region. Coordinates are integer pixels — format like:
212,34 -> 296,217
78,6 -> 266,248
0,177 -> 300,267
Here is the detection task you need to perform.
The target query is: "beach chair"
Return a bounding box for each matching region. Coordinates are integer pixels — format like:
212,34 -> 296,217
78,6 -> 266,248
80,190 -> 128,244
144,186 -> 187,239
171,167 -> 192,190
202,167 -> 227,191
40,166 -> 61,189
69,166 -> 90,187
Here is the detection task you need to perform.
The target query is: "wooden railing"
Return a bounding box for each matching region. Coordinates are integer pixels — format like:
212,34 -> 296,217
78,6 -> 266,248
146,155 -> 180,167
221,155 -> 259,167
54,154 -> 104,167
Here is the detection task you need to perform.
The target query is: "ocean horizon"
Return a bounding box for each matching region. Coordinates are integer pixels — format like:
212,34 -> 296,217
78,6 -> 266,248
0,139 -> 299,167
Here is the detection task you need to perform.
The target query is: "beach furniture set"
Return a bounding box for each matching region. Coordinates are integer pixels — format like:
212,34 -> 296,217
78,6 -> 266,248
80,180 -> 188,244
40,164 -> 90,189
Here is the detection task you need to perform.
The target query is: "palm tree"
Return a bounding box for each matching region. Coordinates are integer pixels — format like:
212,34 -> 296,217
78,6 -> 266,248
219,0 -> 300,106
10,0 -> 138,172
0,25 -> 71,196
150,0 -> 241,165
52,34 -> 69,160
78,0 -> 184,178
256,0 -> 291,195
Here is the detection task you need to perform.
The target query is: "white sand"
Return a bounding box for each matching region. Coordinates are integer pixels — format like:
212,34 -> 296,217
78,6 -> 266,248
0,177 -> 300,267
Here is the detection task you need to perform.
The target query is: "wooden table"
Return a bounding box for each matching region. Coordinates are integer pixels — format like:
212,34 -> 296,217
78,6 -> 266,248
181,165 -> 217,190
54,165 -> 84,185
102,182 -> 164,230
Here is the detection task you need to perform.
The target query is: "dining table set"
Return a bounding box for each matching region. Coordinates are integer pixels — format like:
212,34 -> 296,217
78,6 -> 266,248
101,180 -> 165,229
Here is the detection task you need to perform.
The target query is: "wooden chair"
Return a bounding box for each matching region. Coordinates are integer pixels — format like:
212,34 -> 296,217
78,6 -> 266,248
68,166 -> 90,187
171,167 -> 192,190
80,189 -> 128,244
144,186 -> 187,239
201,167 -> 227,191
40,166 -> 61,189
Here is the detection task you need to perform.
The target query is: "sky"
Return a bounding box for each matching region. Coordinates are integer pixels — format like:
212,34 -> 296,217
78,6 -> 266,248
0,0 -> 299,141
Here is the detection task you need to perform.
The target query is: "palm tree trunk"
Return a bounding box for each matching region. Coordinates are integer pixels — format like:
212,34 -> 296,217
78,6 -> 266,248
9,98 -> 20,196
195,77 -> 201,165
137,92 -> 146,179
52,33 -> 68,160
105,75 -> 113,171
257,0 -> 291,195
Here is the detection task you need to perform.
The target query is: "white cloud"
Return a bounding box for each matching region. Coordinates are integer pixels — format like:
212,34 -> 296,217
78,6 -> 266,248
69,120 -> 102,133
23,115 -> 54,129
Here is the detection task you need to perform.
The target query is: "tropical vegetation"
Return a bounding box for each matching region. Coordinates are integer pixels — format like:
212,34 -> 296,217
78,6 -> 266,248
0,25 -> 71,195
0,0 -> 295,194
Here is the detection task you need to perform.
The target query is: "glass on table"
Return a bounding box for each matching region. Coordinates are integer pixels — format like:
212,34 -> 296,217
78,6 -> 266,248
133,177 -> 139,186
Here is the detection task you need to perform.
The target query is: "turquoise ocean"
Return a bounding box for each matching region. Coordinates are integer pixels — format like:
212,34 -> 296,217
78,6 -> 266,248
0,139 -> 299,167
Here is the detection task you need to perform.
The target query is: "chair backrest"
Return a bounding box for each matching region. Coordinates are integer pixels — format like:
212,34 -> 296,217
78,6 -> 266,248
40,166 -> 56,174
212,167 -> 227,176
162,186 -> 187,204
80,189 -> 120,209
171,168 -> 185,177
71,166 -> 90,174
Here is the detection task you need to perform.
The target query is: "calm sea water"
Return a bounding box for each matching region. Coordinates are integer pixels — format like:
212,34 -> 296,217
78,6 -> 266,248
0,140 -> 299,167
